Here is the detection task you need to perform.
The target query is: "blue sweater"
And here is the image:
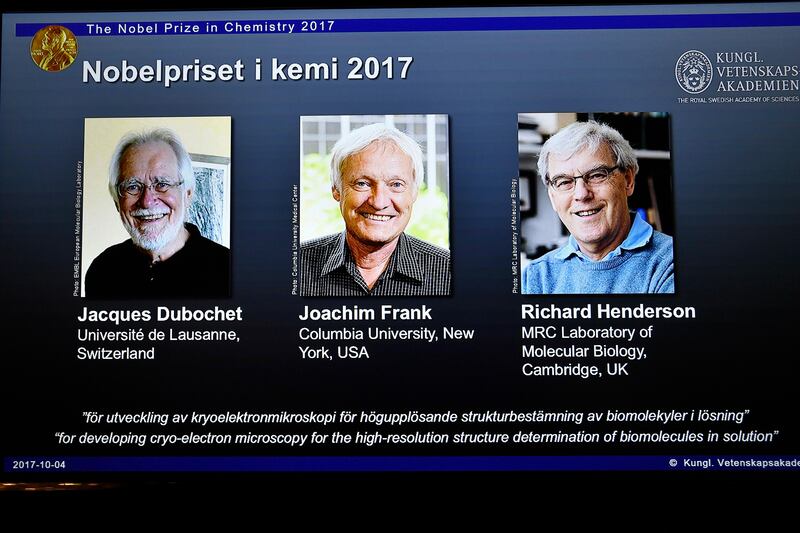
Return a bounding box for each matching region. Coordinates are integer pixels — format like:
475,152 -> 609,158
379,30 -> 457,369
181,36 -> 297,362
522,231 -> 674,294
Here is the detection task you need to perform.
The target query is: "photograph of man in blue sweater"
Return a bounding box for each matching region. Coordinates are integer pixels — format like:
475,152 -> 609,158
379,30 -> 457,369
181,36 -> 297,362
522,120 -> 674,294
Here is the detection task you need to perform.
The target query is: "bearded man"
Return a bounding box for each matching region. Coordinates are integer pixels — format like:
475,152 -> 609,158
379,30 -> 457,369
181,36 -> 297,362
85,129 -> 230,298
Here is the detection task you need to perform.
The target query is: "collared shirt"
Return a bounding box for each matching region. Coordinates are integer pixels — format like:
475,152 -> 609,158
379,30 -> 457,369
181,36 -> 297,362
521,211 -> 674,294
554,211 -> 654,262
300,232 -> 451,296
85,223 -> 231,299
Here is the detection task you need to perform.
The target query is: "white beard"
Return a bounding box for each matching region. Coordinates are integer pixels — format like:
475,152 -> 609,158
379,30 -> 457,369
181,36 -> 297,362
123,208 -> 185,252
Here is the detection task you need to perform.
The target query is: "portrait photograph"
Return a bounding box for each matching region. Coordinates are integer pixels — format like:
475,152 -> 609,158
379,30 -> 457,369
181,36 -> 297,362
81,116 -> 232,299
517,112 -> 675,294
299,114 -> 451,297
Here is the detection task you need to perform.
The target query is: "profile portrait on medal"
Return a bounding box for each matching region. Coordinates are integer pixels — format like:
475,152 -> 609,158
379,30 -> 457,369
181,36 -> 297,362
81,117 -> 232,299
30,25 -> 78,72
517,112 -> 675,294
299,114 -> 451,296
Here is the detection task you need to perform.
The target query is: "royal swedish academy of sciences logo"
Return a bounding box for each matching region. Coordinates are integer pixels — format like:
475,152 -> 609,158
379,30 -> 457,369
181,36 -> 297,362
30,25 -> 78,72
675,50 -> 713,94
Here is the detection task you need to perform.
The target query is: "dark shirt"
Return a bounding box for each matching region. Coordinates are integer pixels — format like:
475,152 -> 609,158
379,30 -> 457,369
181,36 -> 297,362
300,232 -> 451,296
85,223 -> 230,299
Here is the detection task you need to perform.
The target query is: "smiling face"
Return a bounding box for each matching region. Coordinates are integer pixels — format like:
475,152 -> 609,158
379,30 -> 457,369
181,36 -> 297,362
117,141 -> 191,253
333,140 -> 418,248
546,143 -> 635,261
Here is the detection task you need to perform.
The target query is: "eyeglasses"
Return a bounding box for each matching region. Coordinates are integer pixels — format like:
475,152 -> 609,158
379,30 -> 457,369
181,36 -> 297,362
547,166 -> 619,192
117,179 -> 184,199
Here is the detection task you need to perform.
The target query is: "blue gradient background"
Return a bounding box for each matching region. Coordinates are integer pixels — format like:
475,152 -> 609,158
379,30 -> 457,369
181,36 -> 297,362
2,4 -> 800,474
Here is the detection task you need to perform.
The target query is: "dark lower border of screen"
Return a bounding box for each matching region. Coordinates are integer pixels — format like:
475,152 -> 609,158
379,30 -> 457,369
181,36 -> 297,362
5,455 -> 800,472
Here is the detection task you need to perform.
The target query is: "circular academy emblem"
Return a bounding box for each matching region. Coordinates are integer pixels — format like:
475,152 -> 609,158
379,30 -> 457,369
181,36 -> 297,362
30,25 -> 78,72
675,50 -> 713,94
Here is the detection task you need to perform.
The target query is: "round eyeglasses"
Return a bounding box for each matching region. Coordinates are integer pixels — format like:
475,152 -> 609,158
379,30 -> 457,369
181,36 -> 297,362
117,179 -> 184,199
547,166 -> 619,192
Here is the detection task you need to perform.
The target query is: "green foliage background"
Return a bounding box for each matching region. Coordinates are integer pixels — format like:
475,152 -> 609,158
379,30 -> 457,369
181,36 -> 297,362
300,153 -> 450,248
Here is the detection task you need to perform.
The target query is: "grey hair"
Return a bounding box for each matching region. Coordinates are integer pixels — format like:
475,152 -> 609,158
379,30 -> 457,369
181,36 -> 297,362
108,128 -> 195,209
330,123 -> 424,194
537,120 -> 639,185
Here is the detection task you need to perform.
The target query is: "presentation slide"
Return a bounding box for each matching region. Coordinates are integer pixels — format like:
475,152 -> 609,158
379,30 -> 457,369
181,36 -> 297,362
2,2 -> 799,487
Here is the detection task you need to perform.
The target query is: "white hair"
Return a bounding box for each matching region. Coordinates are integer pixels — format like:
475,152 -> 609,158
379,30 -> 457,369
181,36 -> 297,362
537,120 -> 639,185
330,123 -> 424,193
108,128 -> 195,209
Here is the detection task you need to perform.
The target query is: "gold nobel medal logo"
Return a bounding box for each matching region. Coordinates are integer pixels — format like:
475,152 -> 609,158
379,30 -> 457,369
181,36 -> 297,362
30,25 -> 77,72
